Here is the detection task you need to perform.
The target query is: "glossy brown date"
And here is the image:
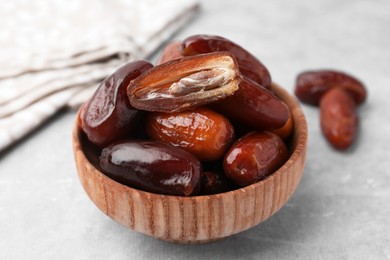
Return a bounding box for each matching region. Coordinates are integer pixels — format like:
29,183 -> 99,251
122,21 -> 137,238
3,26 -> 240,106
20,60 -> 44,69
146,107 -> 235,162
100,140 -> 202,196
320,88 -> 358,150
224,132 -> 288,186
81,60 -> 153,147
211,77 -> 289,131
181,34 -> 272,89
128,52 -> 242,113
295,70 -> 367,106
157,41 -> 184,64
271,105 -> 294,140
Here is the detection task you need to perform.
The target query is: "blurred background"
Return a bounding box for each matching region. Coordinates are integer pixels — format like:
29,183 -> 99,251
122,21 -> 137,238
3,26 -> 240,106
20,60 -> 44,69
1,0 -> 390,259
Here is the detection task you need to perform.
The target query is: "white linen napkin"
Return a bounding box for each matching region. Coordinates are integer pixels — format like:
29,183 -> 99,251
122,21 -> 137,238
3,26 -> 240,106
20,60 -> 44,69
0,0 -> 199,152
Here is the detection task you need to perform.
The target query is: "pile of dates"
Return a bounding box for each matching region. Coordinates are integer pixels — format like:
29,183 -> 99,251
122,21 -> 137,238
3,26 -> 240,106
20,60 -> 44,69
78,35 -> 293,196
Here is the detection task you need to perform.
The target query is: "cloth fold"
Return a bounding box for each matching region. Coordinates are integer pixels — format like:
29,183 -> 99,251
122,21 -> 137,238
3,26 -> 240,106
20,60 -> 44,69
0,0 -> 199,152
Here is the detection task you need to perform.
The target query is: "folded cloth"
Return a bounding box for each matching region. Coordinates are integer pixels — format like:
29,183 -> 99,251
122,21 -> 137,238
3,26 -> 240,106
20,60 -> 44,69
0,0 -> 199,152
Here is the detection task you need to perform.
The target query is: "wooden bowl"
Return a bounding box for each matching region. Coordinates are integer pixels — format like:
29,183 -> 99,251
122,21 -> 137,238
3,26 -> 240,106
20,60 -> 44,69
72,84 -> 307,244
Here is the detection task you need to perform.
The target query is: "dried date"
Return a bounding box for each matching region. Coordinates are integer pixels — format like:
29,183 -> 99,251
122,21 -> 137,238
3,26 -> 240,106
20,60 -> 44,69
100,140 -> 202,196
320,88 -> 358,150
181,34 -> 272,89
200,171 -> 236,195
271,104 -> 294,140
182,35 -> 272,88
157,41 -> 184,64
224,132 -> 288,186
295,70 -> 367,106
211,77 -> 289,131
146,107 -> 235,161
128,52 -> 242,112
81,60 -> 153,147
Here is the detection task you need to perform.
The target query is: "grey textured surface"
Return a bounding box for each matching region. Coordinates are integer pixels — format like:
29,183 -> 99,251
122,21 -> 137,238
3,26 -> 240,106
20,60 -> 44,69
1,0 -> 390,259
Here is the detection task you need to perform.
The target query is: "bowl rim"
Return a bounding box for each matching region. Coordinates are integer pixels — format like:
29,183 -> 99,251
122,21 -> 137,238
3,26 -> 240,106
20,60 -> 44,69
73,83 -> 308,201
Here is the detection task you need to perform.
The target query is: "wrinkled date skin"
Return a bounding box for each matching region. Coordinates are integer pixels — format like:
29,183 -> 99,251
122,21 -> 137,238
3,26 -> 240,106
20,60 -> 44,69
295,70 -> 367,106
224,132 -> 288,186
146,107 -> 235,162
100,140 -> 202,196
211,77 -> 289,131
320,88 -> 358,150
157,41 -> 184,64
128,52 -> 242,113
181,34 -> 272,89
81,60 -> 153,147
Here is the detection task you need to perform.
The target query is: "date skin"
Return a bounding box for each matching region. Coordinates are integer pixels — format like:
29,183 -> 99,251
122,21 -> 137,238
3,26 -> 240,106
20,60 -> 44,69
157,41 -> 184,64
201,160 -> 237,194
100,140 -> 202,196
224,132 -> 288,186
200,171 -> 236,195
211,77 -> 289,131
295,70 -> 367,106
146,107 -> 235,162
81,60 -> 153,147
181,34 -> 272,89
320,88 -> 358,150
272,104 -> 294,140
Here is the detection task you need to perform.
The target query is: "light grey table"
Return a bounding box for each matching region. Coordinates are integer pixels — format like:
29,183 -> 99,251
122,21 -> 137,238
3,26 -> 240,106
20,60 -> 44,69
1,0 -> 390,259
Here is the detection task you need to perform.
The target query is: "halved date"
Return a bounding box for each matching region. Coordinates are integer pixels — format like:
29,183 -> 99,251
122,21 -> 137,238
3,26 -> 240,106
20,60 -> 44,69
100,140 -> 202,196
295,70 -> 367,106
128,52 -> 242,112
181,34 -> 272,89
211,77 -> 289,131
81,60 -> 153,147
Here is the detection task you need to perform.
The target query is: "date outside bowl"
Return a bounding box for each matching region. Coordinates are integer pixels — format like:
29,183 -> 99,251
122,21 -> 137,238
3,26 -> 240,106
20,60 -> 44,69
72,83 -> 308,244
